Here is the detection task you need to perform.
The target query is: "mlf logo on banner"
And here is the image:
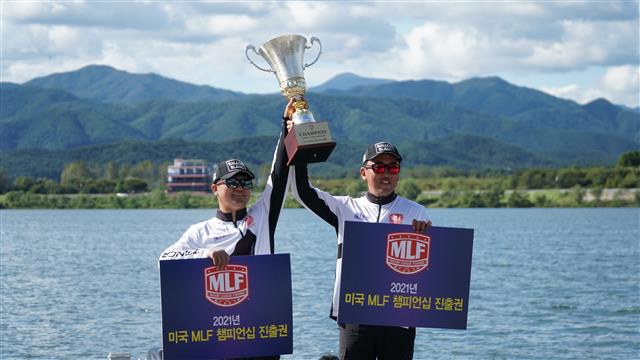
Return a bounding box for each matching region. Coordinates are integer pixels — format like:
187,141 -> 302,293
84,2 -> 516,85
204,265 -> 249,307
386,232 -> 431,274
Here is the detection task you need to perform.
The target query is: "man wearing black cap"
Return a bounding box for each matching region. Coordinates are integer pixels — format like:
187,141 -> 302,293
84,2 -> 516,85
287,115 -> 431,359
161,105 -> 290,271
158,106 -> 292,360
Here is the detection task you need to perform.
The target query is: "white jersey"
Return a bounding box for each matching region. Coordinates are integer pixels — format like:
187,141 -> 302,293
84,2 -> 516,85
290,165 -> 430,319
159,126 -> 289,261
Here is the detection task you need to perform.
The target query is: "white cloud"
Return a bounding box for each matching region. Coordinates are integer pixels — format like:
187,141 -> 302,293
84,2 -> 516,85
601,65 -> 640,106
393,23 -> 489,79
540,66 -> 640,107
540,83 -> 598,104
602,65 -> 639,92
1,1 -> 639,106
525,19 -> 638,70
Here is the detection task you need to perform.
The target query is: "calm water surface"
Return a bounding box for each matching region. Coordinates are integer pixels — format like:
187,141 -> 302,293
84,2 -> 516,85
1,208 -> 638,359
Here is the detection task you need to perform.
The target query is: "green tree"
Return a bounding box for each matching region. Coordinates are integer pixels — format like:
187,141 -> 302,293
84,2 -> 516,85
396,179 -> 421,201
105,161 -> 119,181
13,176 -> 35,191
345,179 -> 367,197
84,179 -> 117,194
131,160 -> 156,182
0,171 -> 10,193
532,193 -> 551,207
177,192 -> 194,208
518,168 -> 555,189
122,177 -> 148,193
460,191 -> 484,208
619,172 -> 640,188
29,178 -> 61,194
506,190 -> 533,207
556,168 -> 588,188
585,167 -> 608,187
617,151 -> 640,167
481,187 -> 503,207
571,185 -> 585,205
61,161 -> 92,186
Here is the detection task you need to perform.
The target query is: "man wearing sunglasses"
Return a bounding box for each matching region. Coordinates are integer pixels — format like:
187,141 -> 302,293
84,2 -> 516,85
158,104 -> 293,360
161,103 -> 290,270
287,116 -> 431,359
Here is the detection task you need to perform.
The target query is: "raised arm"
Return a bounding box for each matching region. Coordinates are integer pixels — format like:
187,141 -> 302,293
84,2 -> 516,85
289,162 -> 340,234
251,103 -> 291,254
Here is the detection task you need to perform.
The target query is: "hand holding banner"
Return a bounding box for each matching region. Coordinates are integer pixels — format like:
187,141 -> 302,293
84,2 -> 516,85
338,222 -> 474,329
160,254 -> 293,359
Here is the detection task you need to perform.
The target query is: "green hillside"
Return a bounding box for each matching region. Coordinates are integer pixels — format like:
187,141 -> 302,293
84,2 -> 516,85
0,134 -> 554,181
25,65 -> 245,104
2,66 -> 638,177
326,76 -> 639,141
0,84 -> 148,150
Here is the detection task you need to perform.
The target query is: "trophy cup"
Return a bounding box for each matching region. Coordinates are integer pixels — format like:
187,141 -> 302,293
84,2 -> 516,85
246,34 -> 336,165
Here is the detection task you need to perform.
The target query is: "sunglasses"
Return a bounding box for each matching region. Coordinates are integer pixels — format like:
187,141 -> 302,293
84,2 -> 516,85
219,178 -> 253,189
364,163 -> 401,175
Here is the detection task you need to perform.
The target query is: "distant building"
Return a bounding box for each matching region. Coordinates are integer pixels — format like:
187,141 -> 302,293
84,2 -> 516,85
166,158 -> 211,192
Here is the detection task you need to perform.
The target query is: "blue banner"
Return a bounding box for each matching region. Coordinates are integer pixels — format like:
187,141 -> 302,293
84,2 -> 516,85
338,222 -> 473,329
160,254 -> 293,359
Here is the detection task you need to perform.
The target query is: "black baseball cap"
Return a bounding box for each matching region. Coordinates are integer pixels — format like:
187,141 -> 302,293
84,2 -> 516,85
362,142 -> 403,165
212,159 -> 255,183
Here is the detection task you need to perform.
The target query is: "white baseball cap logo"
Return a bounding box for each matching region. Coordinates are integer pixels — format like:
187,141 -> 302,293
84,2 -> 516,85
225,159 -> 245,171
375,142 -> 394,154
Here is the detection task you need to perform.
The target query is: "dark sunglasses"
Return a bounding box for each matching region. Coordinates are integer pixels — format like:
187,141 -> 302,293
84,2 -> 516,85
364,163 -> 401,175
219,178 -> 253,189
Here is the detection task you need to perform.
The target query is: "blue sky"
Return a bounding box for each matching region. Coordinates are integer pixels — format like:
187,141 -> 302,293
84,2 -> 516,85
2,1 -> 639,107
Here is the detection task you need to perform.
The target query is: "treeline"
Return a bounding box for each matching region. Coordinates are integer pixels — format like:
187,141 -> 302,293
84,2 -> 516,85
0,160 -> 165,194
0,189 -> 215,209
2,154 -> 639,195
0,159 -> 277,195
1,152 -> 638,209
1,184 -> 636,209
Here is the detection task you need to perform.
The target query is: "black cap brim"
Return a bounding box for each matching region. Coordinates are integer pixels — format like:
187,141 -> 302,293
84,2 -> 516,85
218,169 -> 255,181
364,152 -> 402,164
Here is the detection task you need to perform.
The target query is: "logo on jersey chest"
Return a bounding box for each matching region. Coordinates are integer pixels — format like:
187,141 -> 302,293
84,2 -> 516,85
389,213 -> 404,224
353,213 -> 367,221
386,232 -> 430,274
204,265 -> 249,307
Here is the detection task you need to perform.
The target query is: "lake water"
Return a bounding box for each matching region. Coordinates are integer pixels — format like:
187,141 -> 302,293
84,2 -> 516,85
1,208 -> 638,359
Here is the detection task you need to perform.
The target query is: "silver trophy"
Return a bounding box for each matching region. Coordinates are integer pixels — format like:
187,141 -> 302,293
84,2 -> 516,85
246,34 -> 335,165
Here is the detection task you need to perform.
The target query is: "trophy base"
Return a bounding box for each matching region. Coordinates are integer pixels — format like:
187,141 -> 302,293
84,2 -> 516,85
284,122 -> 336,166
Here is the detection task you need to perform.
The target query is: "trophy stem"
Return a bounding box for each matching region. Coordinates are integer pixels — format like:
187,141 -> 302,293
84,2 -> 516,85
291,99 -> 315,124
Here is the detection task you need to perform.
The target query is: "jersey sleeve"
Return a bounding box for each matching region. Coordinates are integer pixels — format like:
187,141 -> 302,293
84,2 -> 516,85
290,163 -> 340,232
249,118 -> 290,254
159,226 -> 214,260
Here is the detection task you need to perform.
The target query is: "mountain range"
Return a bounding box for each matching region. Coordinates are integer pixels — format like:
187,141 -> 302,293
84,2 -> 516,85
1,65 -> 638,179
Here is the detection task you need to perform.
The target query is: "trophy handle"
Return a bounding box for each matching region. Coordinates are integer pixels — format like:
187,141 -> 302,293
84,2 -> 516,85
245,44 -> 274,73
303,36 -> 322,69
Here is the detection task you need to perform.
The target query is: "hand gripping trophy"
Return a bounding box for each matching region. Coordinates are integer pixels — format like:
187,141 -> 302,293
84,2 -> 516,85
246,34 -> 336,165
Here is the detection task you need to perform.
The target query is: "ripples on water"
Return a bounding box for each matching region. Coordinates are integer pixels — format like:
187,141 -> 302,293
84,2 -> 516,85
1,208 -> 638,359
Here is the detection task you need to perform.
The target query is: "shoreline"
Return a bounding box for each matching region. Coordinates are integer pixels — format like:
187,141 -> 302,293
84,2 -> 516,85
1,188 -> 637,209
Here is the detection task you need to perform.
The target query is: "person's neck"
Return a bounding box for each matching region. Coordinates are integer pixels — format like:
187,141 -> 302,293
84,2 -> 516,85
217,208 -> 247,222
366,192 -> 397,205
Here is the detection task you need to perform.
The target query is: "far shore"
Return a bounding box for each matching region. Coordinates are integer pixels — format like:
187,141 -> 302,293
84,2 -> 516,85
1,188 -> 637,209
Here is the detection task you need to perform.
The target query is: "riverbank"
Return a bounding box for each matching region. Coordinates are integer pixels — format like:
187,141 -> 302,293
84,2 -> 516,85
1,188 -> 637,209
